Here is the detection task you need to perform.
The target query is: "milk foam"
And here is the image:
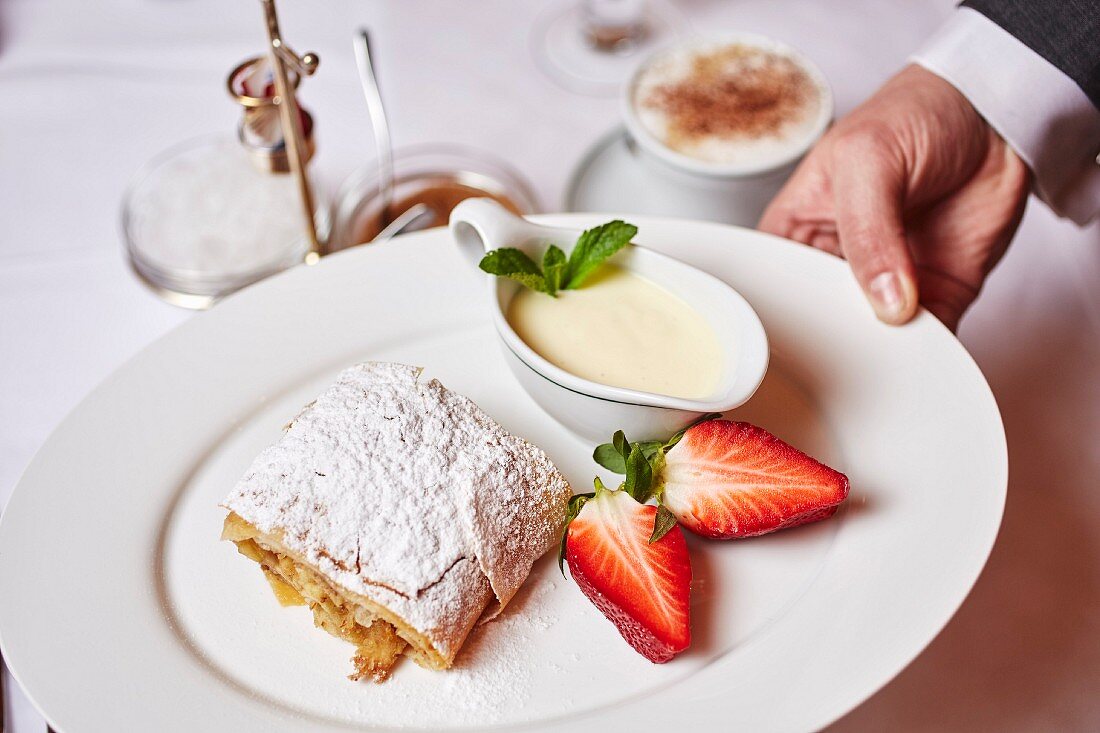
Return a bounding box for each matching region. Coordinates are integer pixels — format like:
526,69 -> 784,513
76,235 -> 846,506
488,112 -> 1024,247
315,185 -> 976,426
632,42 -> 828,169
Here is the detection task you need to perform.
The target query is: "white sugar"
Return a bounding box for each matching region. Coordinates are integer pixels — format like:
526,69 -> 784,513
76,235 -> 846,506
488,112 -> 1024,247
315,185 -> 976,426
127,138 -> 306,277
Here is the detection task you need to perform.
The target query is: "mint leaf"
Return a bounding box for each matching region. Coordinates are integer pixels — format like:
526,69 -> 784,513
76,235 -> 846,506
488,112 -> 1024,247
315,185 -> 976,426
649,505 -> 678,543
636,440 -> 663,460
558,491 -> 595,575
564,220 -> 637,289
593,443 -> 627,473
479,248 -> 550,294
477,219 -> 637,295
624,444 -> 654,503
543,245 -> 568,295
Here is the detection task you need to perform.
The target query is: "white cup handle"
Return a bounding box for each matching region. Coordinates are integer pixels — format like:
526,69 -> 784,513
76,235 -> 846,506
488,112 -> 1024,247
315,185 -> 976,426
449,198 -> 575,270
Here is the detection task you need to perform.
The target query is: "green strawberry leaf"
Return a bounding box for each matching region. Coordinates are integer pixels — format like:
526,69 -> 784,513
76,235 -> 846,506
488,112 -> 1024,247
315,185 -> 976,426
593,443 -> 627,473
598,418 -> 720,505
557,490 -> 596,575
594,433 -> 663,477
479,248 -> 551,295
624,444 -> 654,503
649,504 -> 678,543
613,430 -> 630,460
564,220 -> 637,289
542,245 -> 568,295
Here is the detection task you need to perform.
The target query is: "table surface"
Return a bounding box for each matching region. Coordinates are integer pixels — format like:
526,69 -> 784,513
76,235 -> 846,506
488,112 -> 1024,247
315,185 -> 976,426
2,1 -> 1098,731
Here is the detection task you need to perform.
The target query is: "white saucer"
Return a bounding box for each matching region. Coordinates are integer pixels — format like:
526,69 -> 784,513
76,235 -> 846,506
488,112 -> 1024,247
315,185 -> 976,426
564,126 -> 792,226
530,1 -> 687,97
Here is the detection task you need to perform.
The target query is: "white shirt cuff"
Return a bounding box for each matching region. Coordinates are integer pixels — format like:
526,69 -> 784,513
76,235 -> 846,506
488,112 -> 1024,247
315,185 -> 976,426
911,7 -> 1100,226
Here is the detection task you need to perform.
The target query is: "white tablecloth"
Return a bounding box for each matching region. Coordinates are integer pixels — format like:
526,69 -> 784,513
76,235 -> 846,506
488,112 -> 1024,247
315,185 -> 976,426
2,1 -> 1098,730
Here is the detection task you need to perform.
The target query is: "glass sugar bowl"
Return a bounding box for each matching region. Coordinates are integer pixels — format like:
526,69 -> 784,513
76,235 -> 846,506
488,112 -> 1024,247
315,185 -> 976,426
121,135 -> 323,308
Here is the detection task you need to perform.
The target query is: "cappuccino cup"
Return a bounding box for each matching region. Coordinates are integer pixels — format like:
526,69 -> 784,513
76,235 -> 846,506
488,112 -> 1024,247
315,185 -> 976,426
621,35 -> 833,226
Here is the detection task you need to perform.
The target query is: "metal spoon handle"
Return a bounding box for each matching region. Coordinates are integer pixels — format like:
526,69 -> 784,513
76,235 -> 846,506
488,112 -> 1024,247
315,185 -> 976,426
353,29 -> 394,226
371,203 -> 434,243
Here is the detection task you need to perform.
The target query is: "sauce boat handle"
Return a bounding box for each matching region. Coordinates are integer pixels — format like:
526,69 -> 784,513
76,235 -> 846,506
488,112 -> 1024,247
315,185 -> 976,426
449,198 -> 576,270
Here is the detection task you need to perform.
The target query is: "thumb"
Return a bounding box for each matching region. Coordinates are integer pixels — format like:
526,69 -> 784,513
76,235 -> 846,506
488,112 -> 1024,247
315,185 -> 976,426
831,137 -> 919,325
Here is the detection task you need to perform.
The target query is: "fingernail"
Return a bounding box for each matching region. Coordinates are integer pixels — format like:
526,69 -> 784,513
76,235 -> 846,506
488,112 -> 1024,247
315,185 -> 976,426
869,272 -> 906,322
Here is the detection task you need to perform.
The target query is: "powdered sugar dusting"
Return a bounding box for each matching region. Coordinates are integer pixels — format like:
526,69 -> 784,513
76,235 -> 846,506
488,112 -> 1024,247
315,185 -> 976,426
300,574 -> 570,727
423,577 -> 562,720
222,362 -> 571,662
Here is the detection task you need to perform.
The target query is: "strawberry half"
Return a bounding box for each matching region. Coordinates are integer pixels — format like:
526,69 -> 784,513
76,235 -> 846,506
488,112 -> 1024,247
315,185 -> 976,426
565,485 -> 691,663
661,420 -> 849,539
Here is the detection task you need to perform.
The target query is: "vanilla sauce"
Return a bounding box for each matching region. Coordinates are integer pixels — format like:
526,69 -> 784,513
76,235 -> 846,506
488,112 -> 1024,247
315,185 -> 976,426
506,265 -> 724,399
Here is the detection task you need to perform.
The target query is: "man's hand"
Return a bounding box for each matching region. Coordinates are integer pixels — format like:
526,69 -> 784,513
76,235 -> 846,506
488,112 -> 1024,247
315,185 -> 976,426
758,64 -> 1031,331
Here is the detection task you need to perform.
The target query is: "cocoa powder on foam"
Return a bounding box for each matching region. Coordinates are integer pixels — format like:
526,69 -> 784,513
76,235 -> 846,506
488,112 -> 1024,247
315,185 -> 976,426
642,45 -> 817,145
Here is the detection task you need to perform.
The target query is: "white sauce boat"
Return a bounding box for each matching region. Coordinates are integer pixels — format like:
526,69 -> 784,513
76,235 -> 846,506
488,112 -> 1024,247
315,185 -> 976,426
449,198 -> 769,442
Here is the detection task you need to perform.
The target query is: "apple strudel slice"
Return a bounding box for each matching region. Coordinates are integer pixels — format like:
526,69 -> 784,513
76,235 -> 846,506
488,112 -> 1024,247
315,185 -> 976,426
221,362 -> 571,681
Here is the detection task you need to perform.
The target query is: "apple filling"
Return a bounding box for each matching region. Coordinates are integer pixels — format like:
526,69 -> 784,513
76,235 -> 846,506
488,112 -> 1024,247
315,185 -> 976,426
222,512 -> 411,681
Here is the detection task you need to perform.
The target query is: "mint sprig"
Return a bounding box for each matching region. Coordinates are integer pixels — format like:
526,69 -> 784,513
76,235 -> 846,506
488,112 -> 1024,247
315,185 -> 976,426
478,220 -> 637,296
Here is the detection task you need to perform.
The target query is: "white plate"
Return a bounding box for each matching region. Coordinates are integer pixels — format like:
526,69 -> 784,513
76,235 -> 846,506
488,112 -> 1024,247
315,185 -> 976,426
0,216 -> 1006,733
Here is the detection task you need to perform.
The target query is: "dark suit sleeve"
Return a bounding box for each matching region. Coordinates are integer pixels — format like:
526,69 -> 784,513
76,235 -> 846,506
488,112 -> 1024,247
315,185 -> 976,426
962,0 -> 1100,109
